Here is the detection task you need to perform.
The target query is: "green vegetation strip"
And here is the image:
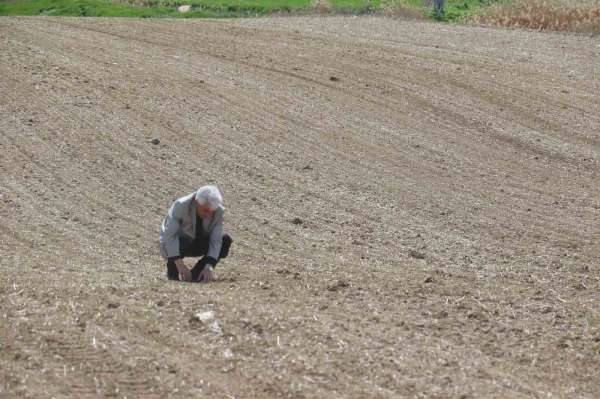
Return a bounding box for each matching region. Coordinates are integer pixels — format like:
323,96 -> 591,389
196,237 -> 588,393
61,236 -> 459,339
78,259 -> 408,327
0,0 -> 504,20
383,0 -> 508,21
438,0 -> 510,21
0,0 -> 177,17
0,0 -> 379,17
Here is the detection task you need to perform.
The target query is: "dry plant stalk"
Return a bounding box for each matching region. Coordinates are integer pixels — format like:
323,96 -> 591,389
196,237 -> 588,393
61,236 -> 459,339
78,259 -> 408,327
471,0 -> 600,34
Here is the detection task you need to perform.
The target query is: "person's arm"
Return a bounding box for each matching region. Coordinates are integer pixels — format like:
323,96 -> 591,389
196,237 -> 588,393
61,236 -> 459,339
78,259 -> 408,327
197,215 -> 223,283
206,219 -> 224,266
160,201 -> 192,281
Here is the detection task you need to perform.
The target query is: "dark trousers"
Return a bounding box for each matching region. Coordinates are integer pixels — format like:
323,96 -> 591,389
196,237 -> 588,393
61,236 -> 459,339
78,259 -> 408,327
166,234 -> 232,281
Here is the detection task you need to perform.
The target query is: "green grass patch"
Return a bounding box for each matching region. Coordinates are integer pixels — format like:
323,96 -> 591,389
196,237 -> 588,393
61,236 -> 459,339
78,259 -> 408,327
438,0 -> 507,21
329,0 -> 379,13
137,0 -> 308,15
0,0 -> 178,17
0,0 -> 381,17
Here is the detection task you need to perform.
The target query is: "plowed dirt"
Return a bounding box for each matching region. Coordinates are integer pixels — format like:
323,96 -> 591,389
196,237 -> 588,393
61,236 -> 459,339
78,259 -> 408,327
1,16 -> 599,398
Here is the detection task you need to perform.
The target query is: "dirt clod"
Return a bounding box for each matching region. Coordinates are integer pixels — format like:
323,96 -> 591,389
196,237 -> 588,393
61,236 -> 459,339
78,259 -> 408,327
328,280 -> 349,291
409,250 -> 426,259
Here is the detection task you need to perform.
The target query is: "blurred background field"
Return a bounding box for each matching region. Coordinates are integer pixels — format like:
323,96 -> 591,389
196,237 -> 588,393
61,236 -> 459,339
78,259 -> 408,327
0,1 -> 597,37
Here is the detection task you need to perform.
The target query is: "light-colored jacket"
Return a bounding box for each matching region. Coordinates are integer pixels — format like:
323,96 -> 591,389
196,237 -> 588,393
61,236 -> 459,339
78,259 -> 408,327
159,192 -> 225,260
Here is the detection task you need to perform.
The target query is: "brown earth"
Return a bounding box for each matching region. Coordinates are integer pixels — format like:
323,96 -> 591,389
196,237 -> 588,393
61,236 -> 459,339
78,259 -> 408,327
0,15 -> 599,399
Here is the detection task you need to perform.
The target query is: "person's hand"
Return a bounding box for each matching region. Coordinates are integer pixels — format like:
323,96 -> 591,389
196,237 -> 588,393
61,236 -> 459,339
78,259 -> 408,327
175,259 -> 192,282
179,268 -> 192,282
198,265 -> 215,283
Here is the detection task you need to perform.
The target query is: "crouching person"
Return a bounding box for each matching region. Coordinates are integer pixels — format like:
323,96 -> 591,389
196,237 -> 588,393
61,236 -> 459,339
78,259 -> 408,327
159,185 -> 233,283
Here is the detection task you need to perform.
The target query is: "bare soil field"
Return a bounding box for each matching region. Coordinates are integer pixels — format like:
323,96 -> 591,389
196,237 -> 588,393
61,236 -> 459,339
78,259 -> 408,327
1,16 -> 599,398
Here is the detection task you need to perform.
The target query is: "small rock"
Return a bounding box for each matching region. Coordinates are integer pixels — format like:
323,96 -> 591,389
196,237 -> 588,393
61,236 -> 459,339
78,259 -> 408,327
107,302 -> 120,309
151,138 -> 160,145
190,311 -> 222,334
329,76 -> 340,82
424,276 -> 434,283
194,310 -> 215,323
292,217 -> 303,225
